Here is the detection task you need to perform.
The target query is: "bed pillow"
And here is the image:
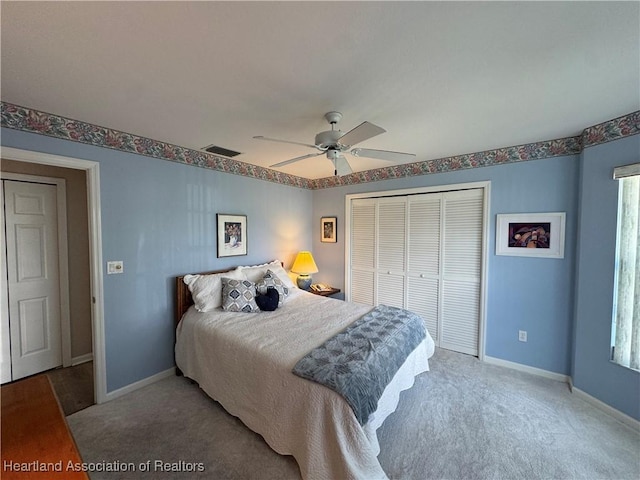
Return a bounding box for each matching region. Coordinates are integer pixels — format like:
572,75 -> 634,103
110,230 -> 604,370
269,262 -> 297,290
255,269 -> 289,306
221,278 -> 260,313
183,268 -> 245,312
238,260 -> 296,290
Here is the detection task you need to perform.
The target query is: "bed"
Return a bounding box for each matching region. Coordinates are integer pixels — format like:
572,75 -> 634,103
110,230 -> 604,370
175,261 -> 435,480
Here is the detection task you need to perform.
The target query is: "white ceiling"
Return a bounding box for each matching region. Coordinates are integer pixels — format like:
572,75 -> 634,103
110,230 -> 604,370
2,2 -> 639,179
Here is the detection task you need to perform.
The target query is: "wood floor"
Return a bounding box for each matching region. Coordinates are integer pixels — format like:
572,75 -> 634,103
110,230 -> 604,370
46,361 -> 94,416
1,375 -> 89,479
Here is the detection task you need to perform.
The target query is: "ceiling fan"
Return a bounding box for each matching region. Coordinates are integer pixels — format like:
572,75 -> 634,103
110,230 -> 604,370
253,112 -> 415,176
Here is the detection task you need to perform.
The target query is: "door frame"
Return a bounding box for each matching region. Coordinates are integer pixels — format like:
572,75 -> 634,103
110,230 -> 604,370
1,173 -> 72,370
1,147 -> 107,404
344,181 -> 491,361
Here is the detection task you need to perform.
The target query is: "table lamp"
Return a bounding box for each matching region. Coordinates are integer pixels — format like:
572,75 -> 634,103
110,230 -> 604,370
291,251 -> 318,290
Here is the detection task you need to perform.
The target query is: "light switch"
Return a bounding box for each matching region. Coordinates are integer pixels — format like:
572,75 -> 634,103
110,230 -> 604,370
107,261 -> 124,274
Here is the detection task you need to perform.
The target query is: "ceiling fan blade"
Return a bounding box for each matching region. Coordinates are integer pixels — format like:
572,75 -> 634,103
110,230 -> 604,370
253,136 -> 317,150
334,155 -> 353,176
350,148 -> 416,162
337,121 -> 386,147
270,152 -> 323,168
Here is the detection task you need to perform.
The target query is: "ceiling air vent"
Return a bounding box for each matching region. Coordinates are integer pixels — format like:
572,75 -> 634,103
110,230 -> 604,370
202,144 -> 242,158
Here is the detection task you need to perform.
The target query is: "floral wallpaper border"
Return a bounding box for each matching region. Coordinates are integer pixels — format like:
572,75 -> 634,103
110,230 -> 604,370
312,110 -> 639,189
0,102 -> 313,189
1,102 -> 638,190
311,135 -> 584,189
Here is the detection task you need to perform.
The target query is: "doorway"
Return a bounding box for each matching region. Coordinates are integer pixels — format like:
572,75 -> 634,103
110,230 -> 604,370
1,147 -> 106,404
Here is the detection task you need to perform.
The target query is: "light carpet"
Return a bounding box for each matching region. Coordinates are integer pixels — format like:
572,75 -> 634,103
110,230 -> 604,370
67,348 -> 640,479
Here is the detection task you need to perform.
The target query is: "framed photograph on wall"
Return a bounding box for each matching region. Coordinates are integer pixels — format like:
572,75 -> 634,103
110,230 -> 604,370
217,214 -> 247,257
496,212 -> 565,258
321,217 -> 337,243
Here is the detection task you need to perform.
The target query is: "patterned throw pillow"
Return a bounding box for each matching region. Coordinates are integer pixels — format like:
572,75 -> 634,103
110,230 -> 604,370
255,269 -> 289,306
221,278 -> 259,313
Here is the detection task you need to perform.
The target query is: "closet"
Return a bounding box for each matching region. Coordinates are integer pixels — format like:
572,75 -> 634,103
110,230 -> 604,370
347,185 -> 486,356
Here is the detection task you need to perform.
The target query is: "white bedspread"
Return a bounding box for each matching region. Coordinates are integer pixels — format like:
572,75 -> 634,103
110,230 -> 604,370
175,289 -> 435,480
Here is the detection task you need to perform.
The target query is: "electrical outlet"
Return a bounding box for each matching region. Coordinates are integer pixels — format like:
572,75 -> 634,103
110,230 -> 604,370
518,330 -> 527,342
107,261 -> 124,274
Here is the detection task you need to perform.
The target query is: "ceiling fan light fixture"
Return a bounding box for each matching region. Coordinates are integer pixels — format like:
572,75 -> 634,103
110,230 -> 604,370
326,149 -> 340,161
254,111 -> 415,175
315,130 -> 343,150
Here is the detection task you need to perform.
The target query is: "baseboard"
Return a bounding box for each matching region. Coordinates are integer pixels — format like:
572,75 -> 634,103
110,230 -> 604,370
483,355 -> 570,383
71,353 -> 93,366
104,367 -> 175,402
571,386 -> 640,432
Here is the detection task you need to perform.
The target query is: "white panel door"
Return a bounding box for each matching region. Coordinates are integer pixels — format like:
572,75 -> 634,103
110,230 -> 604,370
0,182 -> 11,383
4,180 -> 62,380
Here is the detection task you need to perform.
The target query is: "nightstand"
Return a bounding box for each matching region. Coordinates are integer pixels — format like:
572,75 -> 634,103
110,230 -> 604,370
309,287 -> 341,297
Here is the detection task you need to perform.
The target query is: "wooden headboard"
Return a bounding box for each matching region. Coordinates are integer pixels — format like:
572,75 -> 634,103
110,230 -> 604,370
175,262 -> 284,325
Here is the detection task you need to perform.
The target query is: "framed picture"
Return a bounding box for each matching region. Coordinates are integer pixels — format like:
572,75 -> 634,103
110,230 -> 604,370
321,217 -> 337,243
217,214 -> 247,257
496,212 -> 565,258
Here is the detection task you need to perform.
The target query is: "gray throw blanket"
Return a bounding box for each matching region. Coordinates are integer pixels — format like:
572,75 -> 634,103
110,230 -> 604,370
292,305 -> 426,425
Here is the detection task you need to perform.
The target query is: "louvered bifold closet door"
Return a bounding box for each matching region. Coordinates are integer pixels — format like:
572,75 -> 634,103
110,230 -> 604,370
440,189 -> 483,355
350,199 -> 376,305
407,194 -> 441,342
377,198 -> 407,309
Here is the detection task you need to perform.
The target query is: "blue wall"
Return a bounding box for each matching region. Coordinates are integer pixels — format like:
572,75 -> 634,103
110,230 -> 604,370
312,155 -> 579,377
1,128 -> 313,392
3,125 -> 638,420
573,134 -> 640,420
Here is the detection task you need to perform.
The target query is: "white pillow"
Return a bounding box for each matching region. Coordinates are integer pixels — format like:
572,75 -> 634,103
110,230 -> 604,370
268,261 -> 297,290
238,260 -> 296,289
183,268 -> 245,312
